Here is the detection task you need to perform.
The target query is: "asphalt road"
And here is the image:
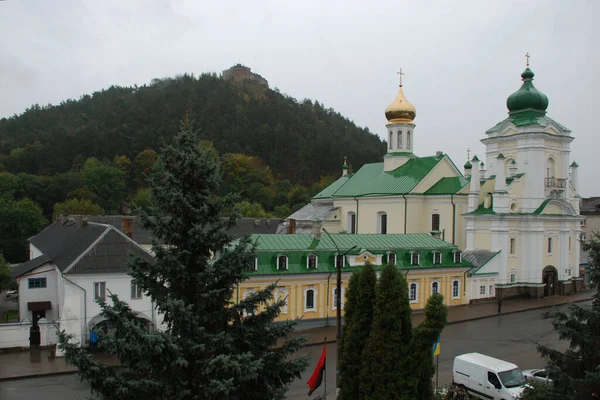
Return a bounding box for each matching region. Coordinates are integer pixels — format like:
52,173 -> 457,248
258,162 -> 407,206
0,303 -> 583,400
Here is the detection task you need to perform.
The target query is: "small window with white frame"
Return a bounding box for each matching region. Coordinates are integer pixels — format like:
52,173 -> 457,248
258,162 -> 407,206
480,285 -> 486,295
335,254 -> 345,269
94,282 -> 106,300
246,257 -> 258,272
409,282 -> 418,303
388,252 -> 396,265
510,272 -> 516,283
28,277 -> 47,289
581,218 -> 586,227
275,287 -> 288,314
332,286 -> 345,310
453,251 -> 462,263
411,252 -> 420,265
452,279 -> 460,299
509,238 -> 516,255
397,130 -> 403,149
547,237 -> 553,254
305,287 -> 317,311
431,280 -> 439,295
581,232 -> 587,241
307,254 -> 318,269
277,255 -> 288,270
433,251 -> 442,265
131,281 -> 143,299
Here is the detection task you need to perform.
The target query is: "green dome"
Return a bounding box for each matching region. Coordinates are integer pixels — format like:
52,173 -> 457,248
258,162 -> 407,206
506,68 -> 549,115
464,160 -> 472,169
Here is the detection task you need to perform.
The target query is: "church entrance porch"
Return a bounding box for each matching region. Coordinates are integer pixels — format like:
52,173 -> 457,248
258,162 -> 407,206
543,266 -> 558,296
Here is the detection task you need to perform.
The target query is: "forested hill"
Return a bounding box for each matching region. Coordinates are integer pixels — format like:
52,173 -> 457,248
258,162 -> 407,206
0,73 -> 385,184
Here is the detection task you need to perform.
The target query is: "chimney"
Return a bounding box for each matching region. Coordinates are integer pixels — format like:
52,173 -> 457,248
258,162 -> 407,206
436,151 -> 443,157
312,218 -> 322,241
121,217 -> 133,238
289,218 -> 296,234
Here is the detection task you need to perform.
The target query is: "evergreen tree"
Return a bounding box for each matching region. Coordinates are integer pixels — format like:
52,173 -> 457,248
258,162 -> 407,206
58,118 -> 308,399
530,234 -> 600,399
360,264 -> 413,400
339,263 -> 376,400
410,293 -> 448,400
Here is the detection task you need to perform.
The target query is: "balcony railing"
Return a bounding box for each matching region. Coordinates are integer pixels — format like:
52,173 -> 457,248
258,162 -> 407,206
545,177 -> 567,189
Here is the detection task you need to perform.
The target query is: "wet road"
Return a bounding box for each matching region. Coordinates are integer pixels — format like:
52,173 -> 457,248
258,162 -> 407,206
0,303 -> 582,399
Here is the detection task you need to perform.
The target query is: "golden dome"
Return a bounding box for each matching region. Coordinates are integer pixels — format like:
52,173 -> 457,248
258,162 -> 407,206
385,85 -> 416,123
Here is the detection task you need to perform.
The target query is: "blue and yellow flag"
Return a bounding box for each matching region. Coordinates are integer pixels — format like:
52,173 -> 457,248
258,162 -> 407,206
432,334 -> 441,357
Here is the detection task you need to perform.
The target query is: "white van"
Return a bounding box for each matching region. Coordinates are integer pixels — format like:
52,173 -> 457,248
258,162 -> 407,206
452,353 -> 526,400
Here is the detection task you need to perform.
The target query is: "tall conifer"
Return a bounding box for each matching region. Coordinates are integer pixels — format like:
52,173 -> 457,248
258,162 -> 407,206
339,263 -> 376,400
59,118 -> 308,399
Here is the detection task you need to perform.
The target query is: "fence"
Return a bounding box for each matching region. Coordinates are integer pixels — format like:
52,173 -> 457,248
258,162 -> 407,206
0,319 -> 59,349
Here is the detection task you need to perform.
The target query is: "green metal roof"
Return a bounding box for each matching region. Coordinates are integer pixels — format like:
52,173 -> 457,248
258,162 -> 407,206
466,198 -> 552,216
313,174 -> 352,199
505,173 -> 525,185
488,114 -> 569,132
246,233 -> 472,275
314,155 -> 444,199
533,199 -> 551,215
424,176 -> 470,195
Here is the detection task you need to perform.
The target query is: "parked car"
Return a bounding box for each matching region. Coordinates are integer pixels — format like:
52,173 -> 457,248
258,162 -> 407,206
522,368 -> 551,383
453,353 -> 526,400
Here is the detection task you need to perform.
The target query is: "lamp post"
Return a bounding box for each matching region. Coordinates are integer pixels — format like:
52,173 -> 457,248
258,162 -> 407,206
322,228 -> 357,394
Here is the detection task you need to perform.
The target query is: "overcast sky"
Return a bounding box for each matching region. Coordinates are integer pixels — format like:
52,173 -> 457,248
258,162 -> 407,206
1,0 -> 598,196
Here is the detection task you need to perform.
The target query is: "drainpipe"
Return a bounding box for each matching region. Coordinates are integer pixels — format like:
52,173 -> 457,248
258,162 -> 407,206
353,196 -> 359,234
451,194 -> 456,244
325,273 -> 332,326
402,195 -> 408,234
62,275 -> 87,341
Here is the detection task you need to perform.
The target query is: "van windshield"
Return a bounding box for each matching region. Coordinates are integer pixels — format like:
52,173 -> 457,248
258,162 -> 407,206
498,368 -> 526,388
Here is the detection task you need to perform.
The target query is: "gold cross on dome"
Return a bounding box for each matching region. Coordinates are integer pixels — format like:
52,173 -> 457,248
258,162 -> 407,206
397,68 -> 404,86
467,148 -> 471,160
525,52 -> 530,67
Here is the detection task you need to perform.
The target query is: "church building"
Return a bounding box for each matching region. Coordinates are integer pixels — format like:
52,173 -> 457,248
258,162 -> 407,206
283,58 -> 583,301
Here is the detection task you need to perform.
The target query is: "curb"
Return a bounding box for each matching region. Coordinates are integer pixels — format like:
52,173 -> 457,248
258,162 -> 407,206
300,297 -> 591,348
0,369 -> 77,382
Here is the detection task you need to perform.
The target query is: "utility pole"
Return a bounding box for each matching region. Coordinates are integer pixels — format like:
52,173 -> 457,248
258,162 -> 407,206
322,228 -> 357,395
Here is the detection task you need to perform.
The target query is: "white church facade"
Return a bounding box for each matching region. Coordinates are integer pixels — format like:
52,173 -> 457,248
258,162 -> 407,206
284,60 -> 583,301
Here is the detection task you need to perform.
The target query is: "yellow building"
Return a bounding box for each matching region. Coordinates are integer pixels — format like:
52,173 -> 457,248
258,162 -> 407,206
236,232 -> 472,323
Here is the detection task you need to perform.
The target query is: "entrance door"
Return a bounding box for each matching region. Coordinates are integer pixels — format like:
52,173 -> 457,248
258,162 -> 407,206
543,267 -> 557,296
32,310 -> 46,327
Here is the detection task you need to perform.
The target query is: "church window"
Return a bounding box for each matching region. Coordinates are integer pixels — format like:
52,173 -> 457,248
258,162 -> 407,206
388,252 -> 396,265
377,212 -> 387,234
433,252 -> 442,265
411,252 -> 420,265
546,157 -> 555,178
409,283 -> 418,302
431,281 -> 439,295
407,131 -> 411,149
277,255 -> 288,270
547,237 -> 553,254
307,254 -> 318,269
431,213 -> 440,231
275,288 -> 288,314
452,280 -> 460,299
397,130 -> 403,149
347,212 -> 356,234
389,131 -> 393,150
332,286 -> 345,310
510,238 -> 516,255
453,251 -> 462,263
510,273 -> 516,283
569,236 -> 572,251
305,288 -> 316,311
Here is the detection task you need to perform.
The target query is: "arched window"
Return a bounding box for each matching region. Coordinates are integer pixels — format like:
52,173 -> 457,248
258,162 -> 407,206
277,255 -> 288,270
411,252 -> 420,265
546,157 -> 555,178
409,283 -> 418,302
388,252 -> 396,265
389,131 -> 393,150
433,251 -> 442,265
431,213 -> 440,231
332,286 -> 345,310
275,287 -> 288,314
242,289 -> 255,317
407,131 -> 411,149
305,287 -> 317,311
454,251 -> 462,263
397,130 -> 403,149
377,212 -> 387,234
335,254 -> 345,269
347,211 -> 356,234
452,280 -> 460,299
431,281 -> 439,295
307,254 -> 318,269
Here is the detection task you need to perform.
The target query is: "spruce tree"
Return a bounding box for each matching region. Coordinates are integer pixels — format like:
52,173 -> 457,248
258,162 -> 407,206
359,264 -> 413,400
58,118 -> 308,400
531,234 -> 600,399
410,293 -> 448,400
339,262 -> 376,400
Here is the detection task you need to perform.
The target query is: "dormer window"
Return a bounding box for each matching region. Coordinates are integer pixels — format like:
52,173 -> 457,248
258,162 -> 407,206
388,252 -> 396,265
277,255 -> 288,270
246,257 -> 258,272
411,252 -> 420,265
433,252 -> 442,265
335,254 -> 345,268
307,254 -> 318,269
453,251 -> 462,263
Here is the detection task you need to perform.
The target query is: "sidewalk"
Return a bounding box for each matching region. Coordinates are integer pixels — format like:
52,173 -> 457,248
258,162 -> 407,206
0,291 -> 592,381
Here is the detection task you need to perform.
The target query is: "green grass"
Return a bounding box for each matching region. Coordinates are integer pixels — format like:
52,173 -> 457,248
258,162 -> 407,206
2,310 -> 18,322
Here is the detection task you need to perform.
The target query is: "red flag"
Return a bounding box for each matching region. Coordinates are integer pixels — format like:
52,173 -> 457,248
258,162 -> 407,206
307,344 -> 326,396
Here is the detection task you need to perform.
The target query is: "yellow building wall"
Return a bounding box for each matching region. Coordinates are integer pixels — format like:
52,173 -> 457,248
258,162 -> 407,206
237,268 -> 470,322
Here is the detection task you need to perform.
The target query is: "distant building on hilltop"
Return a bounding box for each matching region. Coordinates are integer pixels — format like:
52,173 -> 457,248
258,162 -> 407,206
221,64 -> 268,87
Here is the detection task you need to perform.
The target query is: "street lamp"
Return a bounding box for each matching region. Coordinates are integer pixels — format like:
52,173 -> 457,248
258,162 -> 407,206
322,227 -> 357,394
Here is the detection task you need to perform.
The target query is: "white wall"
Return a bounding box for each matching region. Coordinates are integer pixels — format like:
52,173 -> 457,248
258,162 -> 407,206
0,319 -> 59,349
18,264 -> 60,322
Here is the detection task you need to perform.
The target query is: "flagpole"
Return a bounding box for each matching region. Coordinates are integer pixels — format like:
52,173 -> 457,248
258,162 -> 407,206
323,337 -> 327,400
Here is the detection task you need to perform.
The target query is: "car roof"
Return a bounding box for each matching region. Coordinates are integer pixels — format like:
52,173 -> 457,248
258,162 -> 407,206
455,353 -> 519,372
